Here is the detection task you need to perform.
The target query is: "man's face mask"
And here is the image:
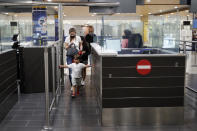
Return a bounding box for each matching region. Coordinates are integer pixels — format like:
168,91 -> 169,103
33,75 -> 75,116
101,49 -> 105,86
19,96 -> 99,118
89,32 -> 94,36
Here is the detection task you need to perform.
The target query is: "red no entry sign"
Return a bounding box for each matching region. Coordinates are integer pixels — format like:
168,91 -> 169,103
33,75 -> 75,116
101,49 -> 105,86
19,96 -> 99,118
136,59 -> 152,75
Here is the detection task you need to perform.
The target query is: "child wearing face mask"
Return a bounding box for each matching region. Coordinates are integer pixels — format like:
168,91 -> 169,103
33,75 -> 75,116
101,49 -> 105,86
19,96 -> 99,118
65,28 -> 82,87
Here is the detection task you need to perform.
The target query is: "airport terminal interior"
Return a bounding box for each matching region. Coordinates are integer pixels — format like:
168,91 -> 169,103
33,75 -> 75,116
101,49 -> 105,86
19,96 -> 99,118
1,0 -> 197,131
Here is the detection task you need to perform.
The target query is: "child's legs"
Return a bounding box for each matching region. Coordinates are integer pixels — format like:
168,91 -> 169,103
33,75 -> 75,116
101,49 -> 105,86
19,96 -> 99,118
71,78 -> 77,94
72,86 -> 76,94
82,68 -> 86,81
82,61 -> 88,81
76,78 -> 82,92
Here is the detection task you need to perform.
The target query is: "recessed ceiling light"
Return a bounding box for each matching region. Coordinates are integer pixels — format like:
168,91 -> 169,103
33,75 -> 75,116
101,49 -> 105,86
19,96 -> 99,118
47,0 -> 52,1
148,13 -> 151,15
171,13 -> 174,15
93,13 -> 97,15
54,6 -> 58,9
174,6 -> 178,9
5,13 -> 8,15
159,10 -> 162,12
187,15 -> 190,17
146,0 -> 151,2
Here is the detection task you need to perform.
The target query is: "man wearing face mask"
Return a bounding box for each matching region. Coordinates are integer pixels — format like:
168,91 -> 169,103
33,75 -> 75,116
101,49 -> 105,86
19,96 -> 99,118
85,26 -> 97,64
65,28 -> 82,86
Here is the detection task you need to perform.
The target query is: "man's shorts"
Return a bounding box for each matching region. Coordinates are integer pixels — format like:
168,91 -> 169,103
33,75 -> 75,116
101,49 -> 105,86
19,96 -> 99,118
72,78 -> 82,86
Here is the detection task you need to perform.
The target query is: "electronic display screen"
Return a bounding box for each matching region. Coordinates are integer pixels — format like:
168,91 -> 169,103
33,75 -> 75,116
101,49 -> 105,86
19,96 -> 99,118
183,21 -> 190,25
105,39 -> 121,51
10,22 -> 17,26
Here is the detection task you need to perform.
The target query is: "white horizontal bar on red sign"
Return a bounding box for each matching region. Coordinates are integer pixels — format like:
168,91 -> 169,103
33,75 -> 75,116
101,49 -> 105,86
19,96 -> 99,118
137,65 -> 151,69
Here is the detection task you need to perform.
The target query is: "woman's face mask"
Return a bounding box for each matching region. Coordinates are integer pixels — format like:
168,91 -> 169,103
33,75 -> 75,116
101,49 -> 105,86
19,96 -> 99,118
70,35 -> 76,39
70,32 -> 76,39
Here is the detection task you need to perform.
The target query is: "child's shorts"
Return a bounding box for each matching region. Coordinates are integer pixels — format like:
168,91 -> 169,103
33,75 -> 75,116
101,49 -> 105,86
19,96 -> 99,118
72,78 -> 82,86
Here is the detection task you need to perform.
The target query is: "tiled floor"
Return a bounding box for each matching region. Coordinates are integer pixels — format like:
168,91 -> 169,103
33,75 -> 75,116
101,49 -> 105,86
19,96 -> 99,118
0,76 -> 197,131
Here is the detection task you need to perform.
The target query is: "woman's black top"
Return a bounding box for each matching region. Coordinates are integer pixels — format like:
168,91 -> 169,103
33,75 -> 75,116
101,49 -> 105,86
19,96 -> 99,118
80,43 -> 90,62
85,33 -> 96,53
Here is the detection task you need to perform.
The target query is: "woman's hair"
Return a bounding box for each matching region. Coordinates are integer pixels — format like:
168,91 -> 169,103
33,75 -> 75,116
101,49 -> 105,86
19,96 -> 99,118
80,36 -> 88,47
88,26 -> 94,33
69,28 -> 76,34
69,28 -> 76,42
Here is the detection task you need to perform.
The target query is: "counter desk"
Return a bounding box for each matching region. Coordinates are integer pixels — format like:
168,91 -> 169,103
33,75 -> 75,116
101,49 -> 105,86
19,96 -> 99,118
19,44 -> 57,93
91,43 -> 185,126
0,50 -> 17,122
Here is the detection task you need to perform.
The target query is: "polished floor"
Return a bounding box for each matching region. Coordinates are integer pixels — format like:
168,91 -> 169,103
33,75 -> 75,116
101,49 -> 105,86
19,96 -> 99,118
0,76 -> 197,131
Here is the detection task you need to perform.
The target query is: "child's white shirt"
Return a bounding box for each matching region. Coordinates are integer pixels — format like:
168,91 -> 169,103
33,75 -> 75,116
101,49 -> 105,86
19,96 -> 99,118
68,63 -> 86,78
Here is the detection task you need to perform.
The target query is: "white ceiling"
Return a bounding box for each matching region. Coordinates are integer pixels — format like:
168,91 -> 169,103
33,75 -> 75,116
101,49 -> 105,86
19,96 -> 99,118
7,0 -> 191,18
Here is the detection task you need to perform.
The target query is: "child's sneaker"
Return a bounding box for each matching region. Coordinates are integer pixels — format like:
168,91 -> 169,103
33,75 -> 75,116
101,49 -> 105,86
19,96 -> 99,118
71,92 -> 76,98
81,80 -> 85,86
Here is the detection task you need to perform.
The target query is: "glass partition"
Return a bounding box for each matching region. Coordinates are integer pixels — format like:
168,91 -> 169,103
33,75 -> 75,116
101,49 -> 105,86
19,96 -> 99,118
148,15 -> 181,52
92,14 -> 182,55
97,15 -> 143,52
0,14 -> 13,52
98,16 -> 143,52
47,15 -> 55,42
0,7 -> 58,53
18,20 -> 32,42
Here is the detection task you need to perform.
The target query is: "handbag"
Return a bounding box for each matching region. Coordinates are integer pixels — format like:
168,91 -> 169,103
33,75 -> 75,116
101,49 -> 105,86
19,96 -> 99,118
66,43 -> 79,57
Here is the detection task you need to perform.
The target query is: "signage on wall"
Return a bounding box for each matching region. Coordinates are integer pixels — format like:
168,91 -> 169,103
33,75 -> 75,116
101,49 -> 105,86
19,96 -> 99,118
55,14 -> 59,41
136,59 -> 152,75
193,13 -> 197,29
32,7 -> 48,46
192,13 -> 197,43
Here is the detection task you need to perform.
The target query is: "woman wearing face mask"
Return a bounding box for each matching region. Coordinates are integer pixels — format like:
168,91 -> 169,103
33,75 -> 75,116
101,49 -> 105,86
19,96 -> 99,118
65,28 -> 82,86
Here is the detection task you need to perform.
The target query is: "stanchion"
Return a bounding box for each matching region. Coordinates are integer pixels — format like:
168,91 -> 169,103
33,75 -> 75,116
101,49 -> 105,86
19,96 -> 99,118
183,41 -> 186,54
51,46 -> 56,109
43,47 -> 52,130
195,43 -> 197,65
17,80 -> 21,102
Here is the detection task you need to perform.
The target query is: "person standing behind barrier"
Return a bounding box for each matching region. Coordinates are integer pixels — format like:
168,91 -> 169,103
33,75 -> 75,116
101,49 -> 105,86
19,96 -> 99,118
121,29 -> 132,48
85,25 -> 97,64
65,28 -> 82,86
79,36 -> 90,86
